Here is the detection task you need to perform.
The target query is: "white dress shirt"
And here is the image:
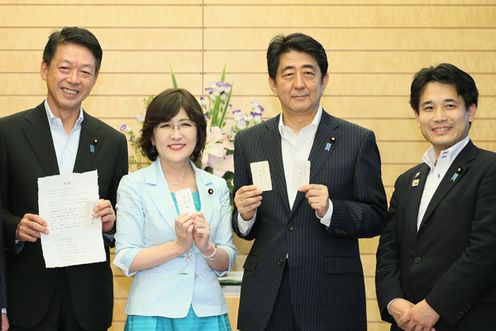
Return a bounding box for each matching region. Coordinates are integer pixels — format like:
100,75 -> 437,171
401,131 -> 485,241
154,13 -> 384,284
44,100 -> 83,174
417,135 -> 470,231
238,107 -> 333,235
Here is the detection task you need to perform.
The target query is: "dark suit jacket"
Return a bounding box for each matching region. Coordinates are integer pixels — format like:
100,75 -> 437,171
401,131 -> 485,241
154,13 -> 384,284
232,111 -> 387,331
376,141 -> 496,330
0,103 -> 128,329
0,197 -> 6,313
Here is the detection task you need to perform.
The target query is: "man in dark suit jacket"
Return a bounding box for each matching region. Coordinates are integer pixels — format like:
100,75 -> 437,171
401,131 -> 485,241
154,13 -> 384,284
0,27 -> 128,330
376,63 -> 496,331
232,33 -> 387,331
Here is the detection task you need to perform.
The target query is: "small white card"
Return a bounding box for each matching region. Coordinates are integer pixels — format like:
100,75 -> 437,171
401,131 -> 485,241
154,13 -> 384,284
250,161 -> 272,191
292,160 -> 311,189
175,188 -> 196,214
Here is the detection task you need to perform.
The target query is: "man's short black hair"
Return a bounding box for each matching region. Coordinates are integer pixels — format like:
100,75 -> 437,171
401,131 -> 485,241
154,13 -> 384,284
267,33 -> 328,81
43,26 -> 103,74
410,63 -> 478,114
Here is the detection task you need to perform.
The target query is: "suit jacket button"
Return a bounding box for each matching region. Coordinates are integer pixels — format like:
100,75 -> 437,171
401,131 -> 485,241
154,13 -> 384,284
414,257 -> 421,263
288,224 -> 295,231
278,258 -> 285,267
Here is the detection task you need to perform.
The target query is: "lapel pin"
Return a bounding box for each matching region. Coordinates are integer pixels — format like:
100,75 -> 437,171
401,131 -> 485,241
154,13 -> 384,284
89,138 -> 98,154
450,167 -> 463,182
325,136 -> 336,152
412,179 -> 420,187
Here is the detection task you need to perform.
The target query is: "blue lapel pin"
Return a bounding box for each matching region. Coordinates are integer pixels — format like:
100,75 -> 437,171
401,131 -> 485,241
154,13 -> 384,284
325,136 -> 336,152
450,167 -> 463,182
90,138 -> 98,154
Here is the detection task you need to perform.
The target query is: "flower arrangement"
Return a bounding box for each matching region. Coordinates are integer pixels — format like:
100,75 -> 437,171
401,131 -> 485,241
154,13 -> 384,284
120,68 -> 264,195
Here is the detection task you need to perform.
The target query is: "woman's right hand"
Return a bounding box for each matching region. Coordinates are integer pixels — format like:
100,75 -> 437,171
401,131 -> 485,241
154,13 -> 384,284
174,214 -> 194,254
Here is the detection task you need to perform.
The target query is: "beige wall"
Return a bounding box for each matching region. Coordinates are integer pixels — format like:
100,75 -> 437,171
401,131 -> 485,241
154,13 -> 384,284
1,1 -> 495,330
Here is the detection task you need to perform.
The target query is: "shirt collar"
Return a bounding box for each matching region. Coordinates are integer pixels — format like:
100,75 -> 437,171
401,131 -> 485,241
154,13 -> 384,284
44,99 -> 84,128
422,135 -> 470,170
278,106 -> 322,136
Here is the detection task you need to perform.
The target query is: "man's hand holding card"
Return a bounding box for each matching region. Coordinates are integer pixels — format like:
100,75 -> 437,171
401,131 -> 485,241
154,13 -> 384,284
292,160 -> 329,218
233,160 -> 273,222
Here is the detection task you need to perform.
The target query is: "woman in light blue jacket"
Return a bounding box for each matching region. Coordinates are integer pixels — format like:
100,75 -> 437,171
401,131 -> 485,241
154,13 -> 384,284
114,88 -> 237,331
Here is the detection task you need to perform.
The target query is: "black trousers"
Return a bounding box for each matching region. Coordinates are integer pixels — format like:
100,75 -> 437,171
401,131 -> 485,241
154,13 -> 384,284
10,277 -> 106,331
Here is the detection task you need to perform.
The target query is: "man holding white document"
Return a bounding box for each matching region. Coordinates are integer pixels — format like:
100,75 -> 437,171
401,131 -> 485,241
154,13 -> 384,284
0,27 -> 127,331
232,33 -> 387,330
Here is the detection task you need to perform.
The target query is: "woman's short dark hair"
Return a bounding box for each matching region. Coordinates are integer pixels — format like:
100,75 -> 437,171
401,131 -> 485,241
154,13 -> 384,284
139,88 -> 207,162
43,26 -> 103,74
410,63 -> 478,114
267,32 -> 328,81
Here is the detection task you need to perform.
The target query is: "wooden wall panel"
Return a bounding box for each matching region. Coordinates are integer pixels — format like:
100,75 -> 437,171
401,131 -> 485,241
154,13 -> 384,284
206,0 -> 496,4
1,1 -> 494,330
0,28 -> 203,50
205,50 -> 496,73
204,28 -> 496,50
1,5 -> 202,27
204,5 -> 496,27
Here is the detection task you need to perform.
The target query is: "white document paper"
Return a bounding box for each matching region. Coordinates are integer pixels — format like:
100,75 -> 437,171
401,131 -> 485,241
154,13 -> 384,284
250,161 -> 272,191
175,188 -> 196,214
292,160 -> 311,189
38,170 -> 105,268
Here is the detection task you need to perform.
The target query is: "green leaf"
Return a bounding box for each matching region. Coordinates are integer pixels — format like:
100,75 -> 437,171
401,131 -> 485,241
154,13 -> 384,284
218,84 -> 233,128
220,66 -> 226,82
170,66 -> 178,88
210,92 -> 223,127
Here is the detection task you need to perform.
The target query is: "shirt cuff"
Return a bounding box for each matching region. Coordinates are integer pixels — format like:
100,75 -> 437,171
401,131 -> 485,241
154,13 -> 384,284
387,298 -> 401,315
316,199 -> 333,227
1,308 -> 6,314
237,211 -> 257,235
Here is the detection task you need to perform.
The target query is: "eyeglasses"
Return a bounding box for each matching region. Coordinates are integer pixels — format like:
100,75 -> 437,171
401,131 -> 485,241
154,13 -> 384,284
157,119 -> 197,132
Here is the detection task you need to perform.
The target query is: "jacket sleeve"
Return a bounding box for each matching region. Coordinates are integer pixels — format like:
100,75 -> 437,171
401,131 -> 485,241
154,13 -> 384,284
375,176 -> 406,324
212,179 -> 237,276
328,130 -> 388,238
231,131 -> 258,240
113,174 -> 143,277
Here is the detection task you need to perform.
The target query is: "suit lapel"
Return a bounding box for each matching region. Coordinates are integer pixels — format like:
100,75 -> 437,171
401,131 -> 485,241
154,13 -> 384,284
291,111 -> 340,214
21,103 -> 59,176
195,167 -> 214,232
407,164 -> 430,236
145,160 -> 177,231
419,142 -> 476,230
73,111 -> 101,173
260,116 -> 291,212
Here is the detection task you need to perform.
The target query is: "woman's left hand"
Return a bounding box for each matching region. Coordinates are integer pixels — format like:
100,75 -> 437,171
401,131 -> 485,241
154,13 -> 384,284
192,212 -> 210,253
